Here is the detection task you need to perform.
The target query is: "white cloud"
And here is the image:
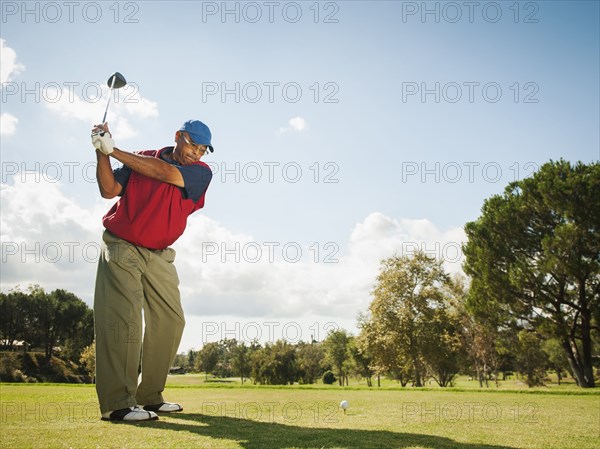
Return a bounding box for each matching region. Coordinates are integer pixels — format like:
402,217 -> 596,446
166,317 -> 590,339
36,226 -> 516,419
0,113 -> 18,136
44,84 -> 158,139
348,212 -> 466,276
1,175 -> 107,298
289,116 -> 307,131
175,211 -> 466,320
1,40 -> 24,136
277,116 -> 308,135
0,39 -> 25,84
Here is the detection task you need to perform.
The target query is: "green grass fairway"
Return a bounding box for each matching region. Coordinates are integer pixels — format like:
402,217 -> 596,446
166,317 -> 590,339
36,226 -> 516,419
1,383 -> 598,449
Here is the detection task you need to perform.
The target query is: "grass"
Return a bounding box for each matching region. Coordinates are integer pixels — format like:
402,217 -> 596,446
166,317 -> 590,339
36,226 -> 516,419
1,379 -> 599,449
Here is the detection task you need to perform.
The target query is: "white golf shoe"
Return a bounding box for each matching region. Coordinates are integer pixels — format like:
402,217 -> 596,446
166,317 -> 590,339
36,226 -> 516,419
143,402 -> 183,413
101,405 -> 158,422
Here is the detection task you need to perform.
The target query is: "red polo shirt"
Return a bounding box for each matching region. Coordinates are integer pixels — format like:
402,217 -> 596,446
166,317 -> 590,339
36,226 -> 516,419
102,148 -> 212,250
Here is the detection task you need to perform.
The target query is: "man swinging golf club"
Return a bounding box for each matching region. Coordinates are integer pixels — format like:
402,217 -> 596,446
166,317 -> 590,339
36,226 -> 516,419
91,119 -> 213,422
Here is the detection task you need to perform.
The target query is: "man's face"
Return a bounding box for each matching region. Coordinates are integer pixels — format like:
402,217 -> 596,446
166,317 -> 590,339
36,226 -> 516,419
174,131 -> 208,164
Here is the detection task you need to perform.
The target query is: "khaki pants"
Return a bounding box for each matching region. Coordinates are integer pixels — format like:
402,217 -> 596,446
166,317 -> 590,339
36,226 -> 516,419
94,230 -> 185,414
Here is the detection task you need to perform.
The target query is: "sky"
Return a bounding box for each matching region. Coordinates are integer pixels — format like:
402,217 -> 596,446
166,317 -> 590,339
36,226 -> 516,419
1,0 -> 599,352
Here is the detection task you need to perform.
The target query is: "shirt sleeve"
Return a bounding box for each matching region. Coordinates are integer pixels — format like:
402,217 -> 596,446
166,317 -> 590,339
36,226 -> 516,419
176,164 -> 213,203
113,164 -> 132,193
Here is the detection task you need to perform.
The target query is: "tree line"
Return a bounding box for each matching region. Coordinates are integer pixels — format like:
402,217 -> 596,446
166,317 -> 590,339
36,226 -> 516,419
173,257 -> 588,388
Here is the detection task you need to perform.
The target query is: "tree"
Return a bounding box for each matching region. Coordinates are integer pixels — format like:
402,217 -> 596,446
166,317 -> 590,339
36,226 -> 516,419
29,286 -> 58,362
360,251 -> 452,387
61,303 -> 94,363
196,342 -> 221,380
423,306 -> 465,387
172,352 -> 188,370
19,286 -> 90,364
464,160 -> 600,387
322,330 -> 351,386
0,285 -> 93,367
249,344 -> 268,384
495,328 -> 519,382
230,340 -> 253,383
516,330 -> 548,387
357,312 -> 406,386
459,275 -> 512,387
214,339 -> 236,378
187,349 -> 196,372
348,337 -> 374,386
15,286 -> 39,351
250,340 -> 296,385
296,341 -> 325,384
356,316 -> 384,386
0,288 -> 29,349
47,289 -> 90,363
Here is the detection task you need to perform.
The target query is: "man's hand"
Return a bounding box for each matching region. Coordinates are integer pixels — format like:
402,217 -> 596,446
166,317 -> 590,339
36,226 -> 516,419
92,132 -> 115,155
91,123 -> 114,155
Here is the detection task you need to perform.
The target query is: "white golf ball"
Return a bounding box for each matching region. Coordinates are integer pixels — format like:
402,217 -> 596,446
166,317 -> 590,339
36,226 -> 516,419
340,400 -> 349,410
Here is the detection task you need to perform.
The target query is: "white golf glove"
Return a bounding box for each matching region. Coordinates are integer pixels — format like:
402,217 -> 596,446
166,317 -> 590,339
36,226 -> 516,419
92,132 -> 115,155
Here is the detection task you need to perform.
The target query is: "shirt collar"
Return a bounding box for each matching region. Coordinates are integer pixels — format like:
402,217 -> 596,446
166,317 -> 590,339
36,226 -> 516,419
159,147 -> 180,166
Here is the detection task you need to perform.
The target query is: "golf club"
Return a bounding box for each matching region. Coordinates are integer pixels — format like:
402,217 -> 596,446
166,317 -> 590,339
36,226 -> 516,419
93,72 -> 127,136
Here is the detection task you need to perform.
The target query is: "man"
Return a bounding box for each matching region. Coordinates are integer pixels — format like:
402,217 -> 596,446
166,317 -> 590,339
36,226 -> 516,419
91,120 -> 214,422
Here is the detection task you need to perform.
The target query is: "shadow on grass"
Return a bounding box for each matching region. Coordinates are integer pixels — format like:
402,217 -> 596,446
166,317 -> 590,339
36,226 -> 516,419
144,413 -> 517,449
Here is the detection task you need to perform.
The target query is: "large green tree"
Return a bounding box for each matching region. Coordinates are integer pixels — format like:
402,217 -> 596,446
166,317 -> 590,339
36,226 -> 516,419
360,251 -> 458,387
464,160 -> 600,387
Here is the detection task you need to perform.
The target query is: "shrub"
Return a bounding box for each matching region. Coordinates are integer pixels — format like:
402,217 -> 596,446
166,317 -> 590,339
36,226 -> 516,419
322,370 -> 337,385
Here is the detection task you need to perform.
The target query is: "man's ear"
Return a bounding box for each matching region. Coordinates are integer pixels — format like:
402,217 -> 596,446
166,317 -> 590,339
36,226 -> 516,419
174,131 -> 181,142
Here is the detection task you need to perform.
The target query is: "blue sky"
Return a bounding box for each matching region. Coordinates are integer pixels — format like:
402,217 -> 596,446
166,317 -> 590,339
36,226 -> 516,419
1,1 -> 599,351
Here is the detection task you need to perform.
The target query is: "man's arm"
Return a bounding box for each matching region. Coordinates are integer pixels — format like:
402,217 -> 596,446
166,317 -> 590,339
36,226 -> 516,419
96,152 -> 122,199
92,122 -> 184,194
110,147 -> 185,188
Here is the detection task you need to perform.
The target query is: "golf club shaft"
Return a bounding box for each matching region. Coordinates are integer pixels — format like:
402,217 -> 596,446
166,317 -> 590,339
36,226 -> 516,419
101,75 -> 117,124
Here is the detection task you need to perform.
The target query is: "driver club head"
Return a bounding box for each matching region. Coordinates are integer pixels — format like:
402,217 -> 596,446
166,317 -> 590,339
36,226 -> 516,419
107,72 -> 127,89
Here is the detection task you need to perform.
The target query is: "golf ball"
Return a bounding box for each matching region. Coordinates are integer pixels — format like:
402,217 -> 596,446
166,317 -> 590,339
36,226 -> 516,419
340,400 -> 349,410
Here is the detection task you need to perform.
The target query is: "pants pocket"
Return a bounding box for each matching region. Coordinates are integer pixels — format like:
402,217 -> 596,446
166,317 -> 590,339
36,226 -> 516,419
157,247 -> 176,264
102,231 -> 138,266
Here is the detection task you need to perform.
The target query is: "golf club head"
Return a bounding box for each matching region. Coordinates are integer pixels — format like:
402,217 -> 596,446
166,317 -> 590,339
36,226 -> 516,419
107,72 -> 127,89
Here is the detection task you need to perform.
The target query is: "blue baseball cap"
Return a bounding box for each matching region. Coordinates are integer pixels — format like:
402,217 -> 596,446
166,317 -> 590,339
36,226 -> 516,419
179,119 -> 214,153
